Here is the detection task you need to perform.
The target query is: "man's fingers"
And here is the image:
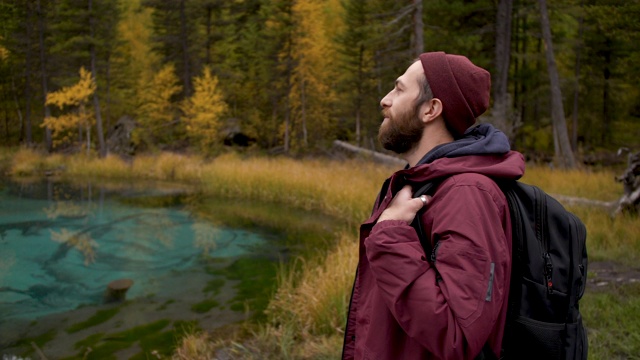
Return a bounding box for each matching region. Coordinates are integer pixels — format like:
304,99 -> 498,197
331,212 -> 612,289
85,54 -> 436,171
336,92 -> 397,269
397,185 -> 413,200
418,195 -> 429,207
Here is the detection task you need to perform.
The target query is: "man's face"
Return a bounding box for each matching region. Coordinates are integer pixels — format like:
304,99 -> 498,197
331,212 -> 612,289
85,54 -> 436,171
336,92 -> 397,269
378,61 -> 426,154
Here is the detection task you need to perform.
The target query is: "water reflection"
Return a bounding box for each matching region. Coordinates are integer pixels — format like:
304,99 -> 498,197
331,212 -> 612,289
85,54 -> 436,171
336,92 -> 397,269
0,177 -> 340,358
0,179 -> 269,320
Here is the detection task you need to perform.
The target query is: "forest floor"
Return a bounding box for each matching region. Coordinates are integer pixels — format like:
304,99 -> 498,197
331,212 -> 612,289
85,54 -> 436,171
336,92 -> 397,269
587,261 -> 640,291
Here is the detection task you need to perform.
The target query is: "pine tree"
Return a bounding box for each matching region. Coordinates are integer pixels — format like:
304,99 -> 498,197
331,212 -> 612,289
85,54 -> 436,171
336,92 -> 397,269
493,0 -> 515,140
336,0 -> 377,146
109,0 -> 159,122
226,0 -> 278,148
143,0 -> 195,98
246,0 -> 296,151
36,0 -> 53,151
538,0 -> 576,168
46,0 -> 118,155
289,0 -> 342,150
1,0 -> 39,145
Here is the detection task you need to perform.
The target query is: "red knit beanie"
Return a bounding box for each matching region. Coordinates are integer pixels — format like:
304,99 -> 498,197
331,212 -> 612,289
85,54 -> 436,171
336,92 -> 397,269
419,52 -> 491,137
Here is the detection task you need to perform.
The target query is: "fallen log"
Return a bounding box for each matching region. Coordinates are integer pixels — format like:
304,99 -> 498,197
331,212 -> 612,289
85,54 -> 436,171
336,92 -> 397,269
551,194 -> 615,210
333,140 -> 406,167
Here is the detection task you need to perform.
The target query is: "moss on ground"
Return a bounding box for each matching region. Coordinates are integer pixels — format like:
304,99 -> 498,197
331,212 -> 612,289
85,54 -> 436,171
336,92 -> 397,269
203,278 -> 225,295
191,298 -> 220,313
209,257 -> 278,319
155,299 -> 176,311
63,319 -> 175,360
15,329 -> 57,358
65,306 -> 121,334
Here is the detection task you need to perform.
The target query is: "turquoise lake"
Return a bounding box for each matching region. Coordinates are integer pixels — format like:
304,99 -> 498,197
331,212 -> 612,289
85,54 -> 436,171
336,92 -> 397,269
0,178 -> 339,358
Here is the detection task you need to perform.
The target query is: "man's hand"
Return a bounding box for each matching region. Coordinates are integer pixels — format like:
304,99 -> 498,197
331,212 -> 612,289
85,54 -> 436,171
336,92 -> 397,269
377,185 -> 430,224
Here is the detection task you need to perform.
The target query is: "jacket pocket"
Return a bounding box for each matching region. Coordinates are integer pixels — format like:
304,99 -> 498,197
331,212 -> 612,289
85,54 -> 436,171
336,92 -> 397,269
434,242 -> 490,326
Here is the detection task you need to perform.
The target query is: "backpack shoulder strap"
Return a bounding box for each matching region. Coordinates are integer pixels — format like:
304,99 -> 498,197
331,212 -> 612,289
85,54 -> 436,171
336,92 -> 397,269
412,178 -> 445,258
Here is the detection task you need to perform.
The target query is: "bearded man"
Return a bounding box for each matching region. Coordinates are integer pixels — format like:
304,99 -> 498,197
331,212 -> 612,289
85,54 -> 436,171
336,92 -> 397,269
341,52 -> 525,359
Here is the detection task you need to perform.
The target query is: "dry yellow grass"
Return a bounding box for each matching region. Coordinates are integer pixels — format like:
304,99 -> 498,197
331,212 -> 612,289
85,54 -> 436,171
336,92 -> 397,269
568,206 -> 640,265
267,232 -> 358,336
173,333 -> 217,360
198,153 -> 391,223
3,149 -> 638,359
522,165 -> 622,201
7,147 -> 61,176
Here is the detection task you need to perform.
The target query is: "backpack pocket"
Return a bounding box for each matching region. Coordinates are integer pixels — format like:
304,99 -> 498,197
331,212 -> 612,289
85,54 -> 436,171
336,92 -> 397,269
565,315 -> 588,360
520,276 -> 570,323
509,316 -> 564,359
506,315 -> 587,360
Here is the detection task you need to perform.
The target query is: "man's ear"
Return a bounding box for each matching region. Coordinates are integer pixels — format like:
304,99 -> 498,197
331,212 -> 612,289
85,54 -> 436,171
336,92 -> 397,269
421,98 -> 443,124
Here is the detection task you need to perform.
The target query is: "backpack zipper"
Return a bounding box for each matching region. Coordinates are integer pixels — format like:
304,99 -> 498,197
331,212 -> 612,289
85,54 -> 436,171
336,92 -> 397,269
544,252 -> 553,294
571,213 -> 587,299
534,186 -> 554,294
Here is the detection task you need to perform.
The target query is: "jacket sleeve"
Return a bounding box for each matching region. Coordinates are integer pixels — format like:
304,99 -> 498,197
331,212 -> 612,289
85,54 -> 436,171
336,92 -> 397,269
364,178 -> 510,359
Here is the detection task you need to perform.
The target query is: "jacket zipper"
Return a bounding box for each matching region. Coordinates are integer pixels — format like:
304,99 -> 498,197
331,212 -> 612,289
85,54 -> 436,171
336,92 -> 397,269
430,241 -> 441,263
341,268 -> 358,358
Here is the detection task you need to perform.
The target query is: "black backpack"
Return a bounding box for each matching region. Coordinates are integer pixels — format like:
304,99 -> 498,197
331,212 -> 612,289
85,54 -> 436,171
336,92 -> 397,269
413,178 -> 588,360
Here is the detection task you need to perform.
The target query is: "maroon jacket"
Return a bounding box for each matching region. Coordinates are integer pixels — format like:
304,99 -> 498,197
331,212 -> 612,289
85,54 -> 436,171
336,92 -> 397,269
342,151 -> 525,360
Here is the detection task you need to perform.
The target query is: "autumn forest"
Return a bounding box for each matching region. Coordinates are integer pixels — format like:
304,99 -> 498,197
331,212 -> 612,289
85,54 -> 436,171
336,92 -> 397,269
0,0 -> 639,165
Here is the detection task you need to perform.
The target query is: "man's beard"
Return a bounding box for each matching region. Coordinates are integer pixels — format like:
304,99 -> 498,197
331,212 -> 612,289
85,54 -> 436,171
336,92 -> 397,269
378,105 -> 424,154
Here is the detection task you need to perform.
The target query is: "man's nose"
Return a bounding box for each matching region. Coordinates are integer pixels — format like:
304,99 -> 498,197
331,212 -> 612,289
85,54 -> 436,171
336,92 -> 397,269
380,93 -> 391,108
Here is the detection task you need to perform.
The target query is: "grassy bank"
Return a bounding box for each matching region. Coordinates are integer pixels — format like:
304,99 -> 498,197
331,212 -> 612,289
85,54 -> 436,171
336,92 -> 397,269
3,147 -> 637,359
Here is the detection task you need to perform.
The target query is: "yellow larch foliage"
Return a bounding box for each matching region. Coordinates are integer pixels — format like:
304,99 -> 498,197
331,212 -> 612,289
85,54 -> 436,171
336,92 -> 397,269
50,228 -> 98,266
116,0 -> 158,82
192,221 -> 220,257
46,67 -> 96,108
181,66 -> 228,152
42,67 -> 96,149
0,42 -> 9,62
134,63 -> 182,146
289,0 -> 341,149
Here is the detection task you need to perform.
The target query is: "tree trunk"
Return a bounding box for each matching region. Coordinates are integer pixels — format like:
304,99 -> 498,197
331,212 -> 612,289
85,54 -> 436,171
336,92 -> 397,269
3,89 -> 10,140
493,0 -> 514,140
413,0 -> 423,58
86,123 -> 91,156
537,0 -> 576,168
36,0 -> 52,151
89,0 -> 106,157
571,2 -> 584,151
105,50 -> 111,138
284,24 -> 293,153
24,1 -> 34,145
80,103 -> 90,154
11,76 -> 24,143
205,5 -> 212,65
301,77 -> 308,147
356,44 -> 364,146
602,38 -> 612,144
180,0 -> 191,97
